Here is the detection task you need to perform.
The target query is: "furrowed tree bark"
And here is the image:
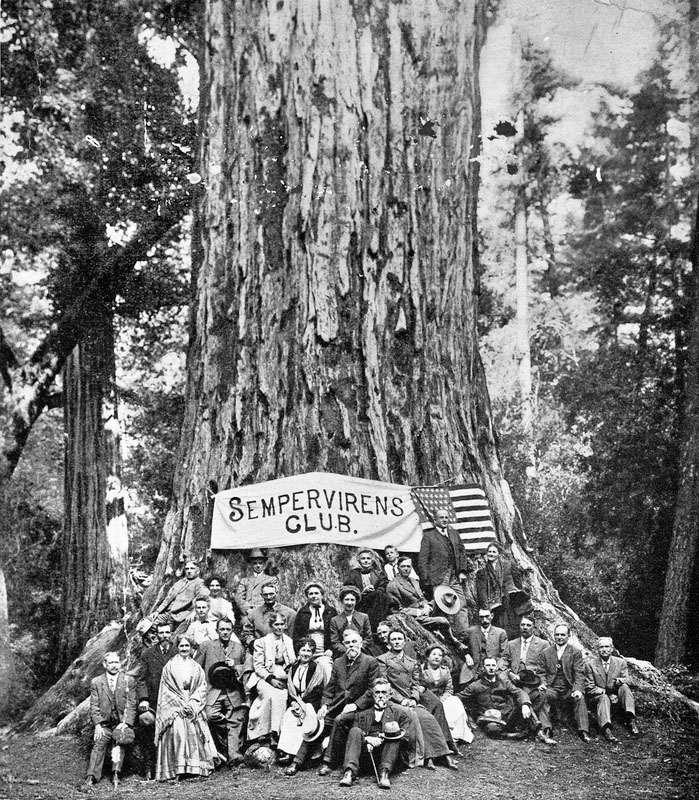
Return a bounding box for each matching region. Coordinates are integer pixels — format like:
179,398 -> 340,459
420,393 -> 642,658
58,314 -> 129,672
655,192 -> 699,667
143,0 -> 575,630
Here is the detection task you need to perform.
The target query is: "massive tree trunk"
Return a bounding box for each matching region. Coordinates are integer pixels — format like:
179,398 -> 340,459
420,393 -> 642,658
655,193 -> 699,667
58,314 -> 129,671
143,0 -> 573,628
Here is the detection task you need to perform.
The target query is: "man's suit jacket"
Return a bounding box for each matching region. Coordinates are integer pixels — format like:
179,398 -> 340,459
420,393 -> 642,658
90,672 -> 137,727
242,601 -> 297,646
349,701 -> 416,749
584,655 -> 630,694
418,527 -> 468,589
155,576 -> 206,623
322,652 -> 381,713
386,576 -> 428,612
292,603 -> 337,652
344,567 -> 388,593
464,624 -> 509,672
377,651 -> 422,703
137,641 -> 177,707
235,573 -> 280,614
537,643 -> 585,693
506,635 -> 548,676
330,610 -> 373,657
194,637 -> 247,706
458,673 -> 529,720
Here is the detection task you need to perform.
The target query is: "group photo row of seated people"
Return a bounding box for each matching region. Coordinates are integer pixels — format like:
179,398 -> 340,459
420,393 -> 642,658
86,535 -> 640,790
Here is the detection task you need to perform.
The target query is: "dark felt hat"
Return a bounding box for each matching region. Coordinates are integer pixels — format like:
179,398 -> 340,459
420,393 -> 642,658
518,668 -> 540,688
208,661 -> 241,691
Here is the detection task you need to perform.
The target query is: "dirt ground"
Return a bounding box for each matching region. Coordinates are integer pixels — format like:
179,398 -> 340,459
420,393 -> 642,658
1,713 -> 698,800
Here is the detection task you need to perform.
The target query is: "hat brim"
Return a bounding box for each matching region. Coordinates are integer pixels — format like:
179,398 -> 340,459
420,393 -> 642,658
432,585 -> 462,615
379,730 -> 405,740
477,715 -> 507,727
208,661 -> 241,690
302,721 -> 326,743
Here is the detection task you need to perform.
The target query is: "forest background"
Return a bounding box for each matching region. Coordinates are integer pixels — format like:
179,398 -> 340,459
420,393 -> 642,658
0,0 -> 698,724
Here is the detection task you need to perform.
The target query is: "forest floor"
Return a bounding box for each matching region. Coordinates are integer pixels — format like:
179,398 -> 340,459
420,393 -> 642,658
1,710 -> 698,800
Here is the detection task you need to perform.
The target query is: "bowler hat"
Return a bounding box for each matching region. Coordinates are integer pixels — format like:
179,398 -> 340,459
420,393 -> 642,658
338,585 -> 361,602
433,585 -> 462,616
208,661 -> 240,691
379,720 -> 405,740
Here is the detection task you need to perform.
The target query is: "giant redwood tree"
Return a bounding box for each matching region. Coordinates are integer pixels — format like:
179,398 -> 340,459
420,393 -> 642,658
142,0 -> 573,627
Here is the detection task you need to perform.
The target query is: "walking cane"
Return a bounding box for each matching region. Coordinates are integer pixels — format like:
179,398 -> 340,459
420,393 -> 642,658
367,743 -> 381,786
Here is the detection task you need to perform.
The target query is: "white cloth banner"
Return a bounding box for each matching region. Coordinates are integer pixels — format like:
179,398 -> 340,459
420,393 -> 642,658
211,472 -> 423,552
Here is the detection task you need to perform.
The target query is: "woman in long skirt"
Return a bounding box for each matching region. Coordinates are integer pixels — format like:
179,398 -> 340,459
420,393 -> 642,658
155,635 -> 219,781
276,638 -> 327,762
246,612 -> 295,746
420,645 -> 473,744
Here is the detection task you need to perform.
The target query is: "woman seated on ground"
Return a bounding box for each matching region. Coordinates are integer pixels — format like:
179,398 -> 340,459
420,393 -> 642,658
155,634 -> 218,781
277,638 -> 328,765
247,612 -> 296,747
420,645 -> 473,745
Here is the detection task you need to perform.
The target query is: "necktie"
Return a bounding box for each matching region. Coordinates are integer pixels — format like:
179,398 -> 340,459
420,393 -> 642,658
313,608 -> 321,623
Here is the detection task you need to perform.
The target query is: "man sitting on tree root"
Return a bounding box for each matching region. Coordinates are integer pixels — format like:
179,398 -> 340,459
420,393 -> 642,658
85,652 -> 137,788
337,678 -> 414,790
585,636 -> 639,742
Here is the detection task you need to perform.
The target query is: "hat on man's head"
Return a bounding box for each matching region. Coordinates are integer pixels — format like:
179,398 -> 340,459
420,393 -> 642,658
208,662 -> 240,691
247,548 -> 267,561
379,721 -> 405,740
338,585 -> 362,602
433,585 -> 462,616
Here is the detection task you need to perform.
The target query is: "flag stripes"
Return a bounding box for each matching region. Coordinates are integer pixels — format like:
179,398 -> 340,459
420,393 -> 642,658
412,483 -> 497,553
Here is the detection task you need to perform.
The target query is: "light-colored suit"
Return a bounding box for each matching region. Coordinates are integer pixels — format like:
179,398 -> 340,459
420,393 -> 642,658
585,655 -> 635,728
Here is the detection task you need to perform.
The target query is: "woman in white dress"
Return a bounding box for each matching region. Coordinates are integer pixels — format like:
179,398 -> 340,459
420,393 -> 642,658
155,635 -> 219,781
246,612 -> 295,745
276,638 -> 327,761
419,645 -> 473,744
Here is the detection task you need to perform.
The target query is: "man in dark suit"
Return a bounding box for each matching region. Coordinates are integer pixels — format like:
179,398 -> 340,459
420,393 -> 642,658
337,677 -> 415,789
241,581 -> 296,650
536,624 -> 590,742
585,636 -> 639,742
195,618 -> 248,764
330,586 -> 373,657
417,508 -> 469,635
313,629 -> 382,774
136,620 -> 177,778
85,652 -> 137,787
458,657 -> 556,744
460,609 -> 508,685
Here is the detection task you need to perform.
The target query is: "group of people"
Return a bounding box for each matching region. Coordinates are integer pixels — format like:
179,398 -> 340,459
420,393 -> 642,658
85,517 -> 640,791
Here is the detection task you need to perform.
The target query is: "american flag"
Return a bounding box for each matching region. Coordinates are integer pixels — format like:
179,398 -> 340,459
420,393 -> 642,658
411,483 -> 497,553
